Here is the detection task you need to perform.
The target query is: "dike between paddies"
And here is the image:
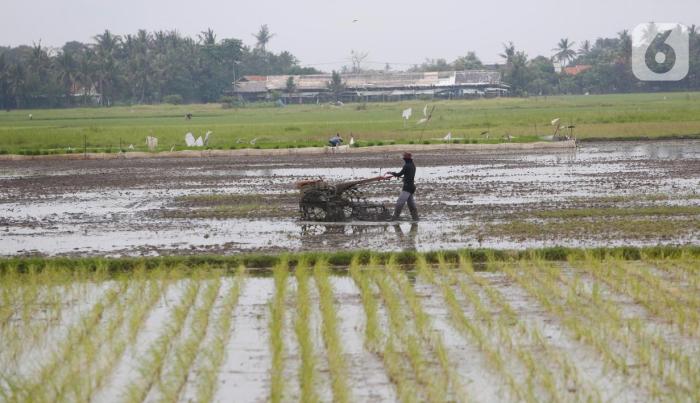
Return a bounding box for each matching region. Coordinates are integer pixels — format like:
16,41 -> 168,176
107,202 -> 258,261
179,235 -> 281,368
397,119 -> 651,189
0,140 -> 576,161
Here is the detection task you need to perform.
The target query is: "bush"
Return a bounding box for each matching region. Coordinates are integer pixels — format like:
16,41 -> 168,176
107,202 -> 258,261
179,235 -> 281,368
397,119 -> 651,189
422,140 -> 430,145
0,149 -> 7,155
163,94 -> 183,105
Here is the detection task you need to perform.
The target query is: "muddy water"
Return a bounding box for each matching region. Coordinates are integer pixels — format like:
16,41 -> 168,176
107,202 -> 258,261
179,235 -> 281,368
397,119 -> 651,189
0,140 -> 698,256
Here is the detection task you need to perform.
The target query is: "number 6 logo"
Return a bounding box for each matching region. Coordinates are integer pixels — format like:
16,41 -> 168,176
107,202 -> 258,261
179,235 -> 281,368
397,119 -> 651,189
632,23 -> 689,82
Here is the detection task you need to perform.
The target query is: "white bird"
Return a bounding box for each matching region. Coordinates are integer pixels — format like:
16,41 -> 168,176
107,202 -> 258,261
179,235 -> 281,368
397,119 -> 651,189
194,136 -> 204,147
402,108 -> 412,120
443,132 -> 452,141
185,132 -> 196,147
250,137 -> 258,145
204,131 -> 212,146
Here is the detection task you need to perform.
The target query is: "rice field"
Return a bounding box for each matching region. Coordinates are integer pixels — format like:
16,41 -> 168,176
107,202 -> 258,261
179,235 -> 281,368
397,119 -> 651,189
3,92 -> 700,154
1,248 -> 699,402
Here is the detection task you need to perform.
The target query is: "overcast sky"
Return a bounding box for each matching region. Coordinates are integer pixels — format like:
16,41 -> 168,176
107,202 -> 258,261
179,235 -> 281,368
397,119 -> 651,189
2,0 -> 698,70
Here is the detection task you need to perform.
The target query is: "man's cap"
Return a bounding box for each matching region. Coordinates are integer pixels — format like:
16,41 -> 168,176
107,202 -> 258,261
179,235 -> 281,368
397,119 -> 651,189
402,152 -> 412,159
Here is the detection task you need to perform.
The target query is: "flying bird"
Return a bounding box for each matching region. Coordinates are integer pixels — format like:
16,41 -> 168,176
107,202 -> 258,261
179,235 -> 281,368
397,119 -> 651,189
352,19 -> 359,23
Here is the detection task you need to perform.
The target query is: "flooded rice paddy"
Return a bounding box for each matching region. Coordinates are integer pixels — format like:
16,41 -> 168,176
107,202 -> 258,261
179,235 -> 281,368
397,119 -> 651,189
1,253 -> 699,402
0,140 -> 698,256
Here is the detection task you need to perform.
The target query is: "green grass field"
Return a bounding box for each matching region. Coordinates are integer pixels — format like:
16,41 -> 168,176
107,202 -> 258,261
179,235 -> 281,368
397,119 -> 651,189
2,92 -> 700,154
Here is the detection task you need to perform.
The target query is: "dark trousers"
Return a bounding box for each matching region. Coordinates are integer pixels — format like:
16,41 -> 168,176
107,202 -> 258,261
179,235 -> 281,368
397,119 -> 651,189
393,191 -> 418,220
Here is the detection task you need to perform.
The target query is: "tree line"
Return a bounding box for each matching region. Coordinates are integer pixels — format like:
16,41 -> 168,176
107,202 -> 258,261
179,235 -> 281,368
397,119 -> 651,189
2,24 -> 700,109
0,25 -> 318,109
408,25 -> 700,96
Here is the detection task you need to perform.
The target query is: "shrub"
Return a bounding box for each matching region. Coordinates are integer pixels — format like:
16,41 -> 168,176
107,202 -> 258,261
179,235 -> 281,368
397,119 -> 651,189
163,94 -> 184,105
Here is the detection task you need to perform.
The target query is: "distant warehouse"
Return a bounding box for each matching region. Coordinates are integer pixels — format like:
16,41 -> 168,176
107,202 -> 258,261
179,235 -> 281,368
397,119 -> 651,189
233,70 -> 508,103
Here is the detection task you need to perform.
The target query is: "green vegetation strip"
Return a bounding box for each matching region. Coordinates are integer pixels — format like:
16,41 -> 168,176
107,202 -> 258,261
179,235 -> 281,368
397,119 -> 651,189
4,93 -> 700,155
269,259 -> 289,403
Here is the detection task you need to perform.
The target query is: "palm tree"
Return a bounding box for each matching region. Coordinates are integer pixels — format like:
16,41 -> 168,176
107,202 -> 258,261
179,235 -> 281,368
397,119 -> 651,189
93,30 -> 122,106
553,38 -> 576,66
617,30 -> 632,61
253,25 -> 275,52
198,28 -> 216,46
499,42 -> 516,65
578,40 -> 591,56
54,51 -> 78,104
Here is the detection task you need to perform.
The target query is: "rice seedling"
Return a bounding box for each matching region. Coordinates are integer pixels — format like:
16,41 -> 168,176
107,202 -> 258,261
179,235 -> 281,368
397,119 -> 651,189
313,260 -> 351,403
269,258 -> 289,403
158,276 -> 222,402
348,257 -> 381,350
11,277 -> 128,402
574,253 -> 700,335
195,265 -> 247,403
294,259 -> 318,403
124,275 -> 201,403
372,260 -> 442,403
349,257 -> 417,403
386,257 -> 467,403
462,254 -> 602,402
516,255 -> 699,400
435,260 -> 527,401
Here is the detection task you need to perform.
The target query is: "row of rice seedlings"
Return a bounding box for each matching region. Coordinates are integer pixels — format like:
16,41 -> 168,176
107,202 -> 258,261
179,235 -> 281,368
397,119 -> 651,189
372,259 -> 443,403
269,259 -> 289,403
553,258 -> 700,397
512,257 -> 695,400
438,256 -> 562,402
456,255 -> 598,402
429,257 -> 528,402
6,276 -> 128,402
313,260 -> 351,403
294,260 -> 319,403
348,258 -> 415,403
124,274 -> 202,403
646,255 -> 700,292
54,267 -> 169,402
195,265 -> 247,403
386,257 -> 467,403
157,275 -> 222,402
348,258 -> 381,351
574,253 -> 700,335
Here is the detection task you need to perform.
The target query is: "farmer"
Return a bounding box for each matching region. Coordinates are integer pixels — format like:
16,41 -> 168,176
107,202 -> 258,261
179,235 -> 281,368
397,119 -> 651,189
385,152 -> 419,221
328,133 -> 343,147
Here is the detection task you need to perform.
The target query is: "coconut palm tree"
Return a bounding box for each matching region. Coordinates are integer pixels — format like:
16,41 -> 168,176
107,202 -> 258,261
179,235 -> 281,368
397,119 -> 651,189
93,30 -> 122,106
253,25 -> 275,52
199,28 -> 216,46
499,42 -> 516,65
54,51 -> 78,104
578,40 -> 591,56
553,38 -> 576,66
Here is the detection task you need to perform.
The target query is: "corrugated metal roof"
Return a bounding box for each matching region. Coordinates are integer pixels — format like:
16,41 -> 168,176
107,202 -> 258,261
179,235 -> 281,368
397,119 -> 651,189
235,70 -> 502,93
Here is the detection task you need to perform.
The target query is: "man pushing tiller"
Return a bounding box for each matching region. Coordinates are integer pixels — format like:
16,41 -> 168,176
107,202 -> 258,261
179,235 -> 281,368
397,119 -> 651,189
385,152 -> 419,221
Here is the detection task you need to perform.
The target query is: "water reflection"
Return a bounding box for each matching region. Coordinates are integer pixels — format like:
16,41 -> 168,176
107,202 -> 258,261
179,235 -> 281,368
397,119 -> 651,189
298,222 -> 419,251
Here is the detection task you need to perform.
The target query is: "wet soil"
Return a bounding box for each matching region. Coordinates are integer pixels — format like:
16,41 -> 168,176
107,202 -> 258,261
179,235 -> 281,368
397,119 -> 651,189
0,140 -> 698,256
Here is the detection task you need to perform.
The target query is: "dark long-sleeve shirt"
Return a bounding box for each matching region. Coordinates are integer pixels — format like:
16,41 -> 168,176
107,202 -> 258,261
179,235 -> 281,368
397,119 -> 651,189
391,159 -> 416,194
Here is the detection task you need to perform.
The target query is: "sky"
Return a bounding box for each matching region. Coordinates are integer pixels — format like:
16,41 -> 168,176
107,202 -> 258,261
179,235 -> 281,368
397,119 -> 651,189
2,0 -> 699,71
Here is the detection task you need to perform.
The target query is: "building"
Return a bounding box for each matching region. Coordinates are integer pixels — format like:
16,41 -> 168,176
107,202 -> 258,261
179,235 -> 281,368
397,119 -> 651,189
233,70 -> 508,103
563,65 -> 593,76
